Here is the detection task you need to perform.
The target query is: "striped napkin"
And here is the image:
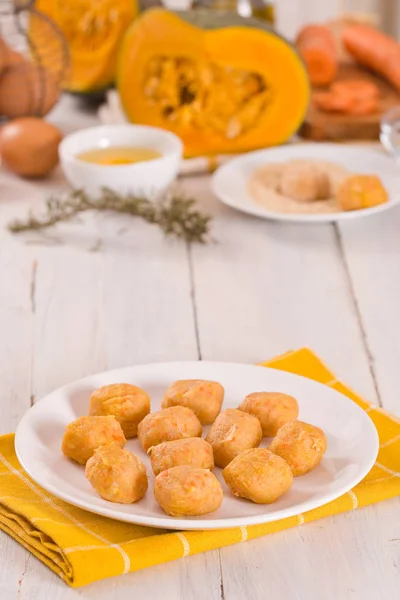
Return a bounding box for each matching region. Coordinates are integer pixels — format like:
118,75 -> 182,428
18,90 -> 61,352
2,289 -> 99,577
0,348 -> 399,587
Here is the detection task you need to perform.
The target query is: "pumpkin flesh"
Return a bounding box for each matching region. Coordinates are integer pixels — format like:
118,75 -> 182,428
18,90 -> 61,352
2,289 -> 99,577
118,9 -> 310,157
36,0 -> 138,92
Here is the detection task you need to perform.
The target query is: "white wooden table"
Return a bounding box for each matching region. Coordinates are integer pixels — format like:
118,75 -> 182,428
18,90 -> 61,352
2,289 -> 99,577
0,96 -> 399,599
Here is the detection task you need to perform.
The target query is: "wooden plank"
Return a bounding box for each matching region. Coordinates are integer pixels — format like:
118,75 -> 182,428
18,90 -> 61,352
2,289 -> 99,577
31,215 -> 199,399
7,186 -> 222,597
187,175 -> 378,403
187,175 -> 398,599
338,209 -> 400,413
220,499 -> 400,600
0,231 -> 35,599
18,551 -> 222,600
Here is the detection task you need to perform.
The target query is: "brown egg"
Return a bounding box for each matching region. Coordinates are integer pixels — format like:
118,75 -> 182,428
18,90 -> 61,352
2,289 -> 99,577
0,38 -> 8,74
0,117 -> 62,178
0,61 -> 59,118
6,48 -> 25,66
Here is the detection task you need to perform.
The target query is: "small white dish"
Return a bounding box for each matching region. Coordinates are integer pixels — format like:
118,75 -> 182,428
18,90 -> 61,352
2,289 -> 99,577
15,361 -> 378,531
212,143 -> 400,223
59,125 -> 183,197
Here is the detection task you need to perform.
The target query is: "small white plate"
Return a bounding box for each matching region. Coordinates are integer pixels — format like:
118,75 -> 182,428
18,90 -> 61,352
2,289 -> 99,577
15,361 -> 378,531
212,144 -> 400,223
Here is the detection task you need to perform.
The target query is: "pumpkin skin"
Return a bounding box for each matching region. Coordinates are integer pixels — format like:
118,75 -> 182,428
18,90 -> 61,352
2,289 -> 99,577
35,0 -> 138,93
117,9 -> 310,157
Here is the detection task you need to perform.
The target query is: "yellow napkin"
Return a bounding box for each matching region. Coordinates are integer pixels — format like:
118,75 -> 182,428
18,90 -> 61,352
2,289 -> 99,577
1,348 -> 399,587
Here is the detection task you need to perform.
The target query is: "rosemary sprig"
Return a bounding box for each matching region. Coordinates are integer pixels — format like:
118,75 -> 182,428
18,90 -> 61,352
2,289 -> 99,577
8,188 -> 212,244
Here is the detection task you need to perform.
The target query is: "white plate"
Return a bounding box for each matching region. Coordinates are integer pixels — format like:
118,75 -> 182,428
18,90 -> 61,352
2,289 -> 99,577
212,144 -> 400,223
15,361 -> 379,531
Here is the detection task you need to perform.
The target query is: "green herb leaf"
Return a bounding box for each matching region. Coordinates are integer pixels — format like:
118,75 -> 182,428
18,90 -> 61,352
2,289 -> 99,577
8,188 -> 212,244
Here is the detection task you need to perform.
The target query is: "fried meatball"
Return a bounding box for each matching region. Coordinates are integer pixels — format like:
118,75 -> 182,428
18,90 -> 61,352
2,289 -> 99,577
239,392 -> 299,437
85,445 -> 148,504
148,437 -> 214,476
154,466 -> 223,516
206,408 -> 262,468
162,379 -> 224,425
279,160 -> 330,202
137,406 -> 202,452
223,448 -> 293,503
269,420 -> 327,476
61,416 -> 126,465
89,383 -> 150,438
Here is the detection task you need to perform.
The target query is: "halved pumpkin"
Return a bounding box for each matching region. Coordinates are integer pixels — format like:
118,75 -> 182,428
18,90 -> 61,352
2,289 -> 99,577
35,0 -> 138,92
117,9 -> 310,157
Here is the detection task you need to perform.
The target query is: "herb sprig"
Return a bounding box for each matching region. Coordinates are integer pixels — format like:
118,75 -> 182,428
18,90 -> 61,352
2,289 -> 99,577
8,188 -> 212,244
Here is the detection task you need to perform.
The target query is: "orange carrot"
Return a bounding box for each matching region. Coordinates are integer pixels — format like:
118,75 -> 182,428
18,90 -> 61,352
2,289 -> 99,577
331,79 -> 380,100
314,90 -> 353,112
296,24 -> 338,86
346,96 -> 379,116
314,78 -> 380,115
343,24 -> 400,92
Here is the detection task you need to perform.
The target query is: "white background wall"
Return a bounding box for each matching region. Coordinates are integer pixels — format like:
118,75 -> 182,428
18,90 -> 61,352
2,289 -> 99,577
161,0 -> 399,40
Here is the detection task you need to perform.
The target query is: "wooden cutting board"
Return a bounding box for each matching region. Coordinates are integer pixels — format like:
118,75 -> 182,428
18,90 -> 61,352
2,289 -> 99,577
299,64 -> 400,141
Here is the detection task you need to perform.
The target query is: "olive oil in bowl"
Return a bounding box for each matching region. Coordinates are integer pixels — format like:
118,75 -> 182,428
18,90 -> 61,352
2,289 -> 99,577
76,146 -> 162,166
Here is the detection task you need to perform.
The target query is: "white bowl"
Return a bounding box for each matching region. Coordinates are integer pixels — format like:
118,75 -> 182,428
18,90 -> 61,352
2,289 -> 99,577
59,125 -> 183,198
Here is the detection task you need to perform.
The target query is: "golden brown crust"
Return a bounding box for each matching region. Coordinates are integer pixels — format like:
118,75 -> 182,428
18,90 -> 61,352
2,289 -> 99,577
154,466 -> 223,516
138,406 -> 202,452
206,408 -> 262,468
269,420 -> 327,476
61,415 -> 126,465
223,448 -> 293,503
89,383 -> 150,438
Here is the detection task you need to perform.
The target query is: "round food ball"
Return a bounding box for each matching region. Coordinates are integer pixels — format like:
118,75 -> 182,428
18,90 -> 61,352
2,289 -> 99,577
0,62 -> 59,118
206,408 -> 262,468
61,415 -> 126,465
89,383 -> 150,439
137,406 -> 202,452
148,437 -> 214,476
223,448 -> 293,503
162,379 -> 224,425
0,117 -> 62,178
85,445 -> 148,504
269,420 -> 327,476
279,161 -> 330,202
154,466 -> 223,517
239,392 -> 299,437
337,174 -> 388,211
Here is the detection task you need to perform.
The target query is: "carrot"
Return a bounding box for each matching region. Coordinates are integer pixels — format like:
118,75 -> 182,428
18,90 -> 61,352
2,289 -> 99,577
314,78 -> 380,115
314,90 -> 353,112
296,24 -> 338,86
346,96 -> 379,116
343,24 -> 400,92
331,79 -> 380,100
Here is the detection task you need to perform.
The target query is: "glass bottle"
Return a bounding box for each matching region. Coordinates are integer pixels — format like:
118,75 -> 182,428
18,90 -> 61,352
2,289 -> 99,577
191,0 -> 275,24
